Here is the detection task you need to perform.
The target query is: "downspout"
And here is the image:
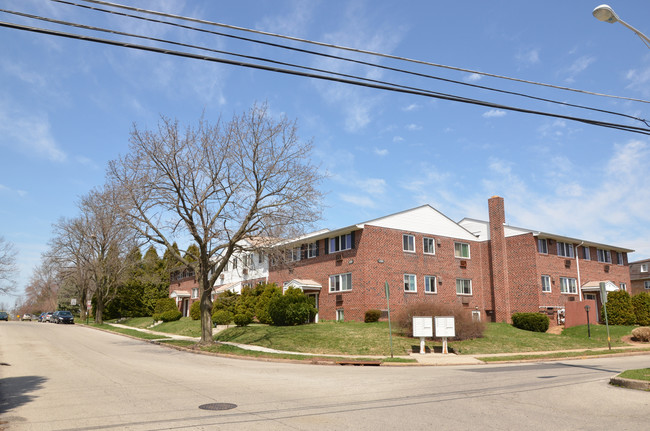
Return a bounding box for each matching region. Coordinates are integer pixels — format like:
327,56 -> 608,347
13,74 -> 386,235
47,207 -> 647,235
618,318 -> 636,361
576,241 -> 584,301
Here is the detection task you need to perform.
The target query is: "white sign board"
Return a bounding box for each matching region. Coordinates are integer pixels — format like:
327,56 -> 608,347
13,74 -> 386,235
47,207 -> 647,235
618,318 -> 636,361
412,316 -> 433,338
435,316 -> 456,338
70,298 -> 77,306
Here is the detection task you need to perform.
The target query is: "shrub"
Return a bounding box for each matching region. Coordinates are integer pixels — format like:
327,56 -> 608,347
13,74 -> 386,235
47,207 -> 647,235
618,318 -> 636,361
394,302 -> 486,341
255,284 -> 282,324
152,298 -> 178,321
233,313 -> 253,327
631,327 -> 650,342
158,309 -> 182,322
189,301 -> 201,320
212,310 -> 233,326
632,292 -> 650,326
364,309 -> 381,323
267,287 -> 317,326
511,312 -> 549,332
602,290 -> 635,325
212,291 -> 239,315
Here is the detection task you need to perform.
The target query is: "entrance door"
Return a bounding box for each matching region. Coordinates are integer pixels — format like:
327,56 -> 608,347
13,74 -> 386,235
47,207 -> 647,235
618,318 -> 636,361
584,293 -> 599,322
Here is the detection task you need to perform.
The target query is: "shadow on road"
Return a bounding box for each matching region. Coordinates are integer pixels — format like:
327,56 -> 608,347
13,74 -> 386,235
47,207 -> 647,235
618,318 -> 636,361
0,375 -> 48,414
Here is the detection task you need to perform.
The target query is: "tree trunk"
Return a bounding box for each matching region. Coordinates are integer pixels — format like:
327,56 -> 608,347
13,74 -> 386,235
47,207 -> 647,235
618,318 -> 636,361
95,288 -> 104,324
199,267 -> 213,344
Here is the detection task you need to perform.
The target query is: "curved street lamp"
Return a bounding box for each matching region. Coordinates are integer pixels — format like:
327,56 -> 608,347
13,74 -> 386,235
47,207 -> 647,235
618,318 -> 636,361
592,4 -> 650,49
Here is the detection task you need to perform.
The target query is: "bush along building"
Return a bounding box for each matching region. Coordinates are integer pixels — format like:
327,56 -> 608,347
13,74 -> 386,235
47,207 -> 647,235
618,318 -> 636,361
267,196 -> 632,325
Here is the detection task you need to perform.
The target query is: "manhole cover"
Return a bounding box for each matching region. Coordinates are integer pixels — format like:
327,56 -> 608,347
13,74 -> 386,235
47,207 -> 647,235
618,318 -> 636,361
198,403 -> 237,411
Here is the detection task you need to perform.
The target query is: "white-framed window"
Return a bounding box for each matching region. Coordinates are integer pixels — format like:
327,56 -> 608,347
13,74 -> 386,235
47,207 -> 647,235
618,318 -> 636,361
336,309 -> 344,322
232,258 -> 238,269
557,242 -> 574,258
541,275 -> 551,293
641,263 -> 649,273
286,247 -> 301,262
423,237 -> 435,255
404,274 -> 417,292
456,278 -> 472,295
617,252 -> 624,265
620,283 -> 627,291
560,277 -> 577,294
645,281 -> 650,289
424,275 -> 437,293
454,242 -> 470,258
329,273 -> 352,292
329,234 -> 352,253
597,249 -> 612,263
191,288 -> 199,299
307,242 -> 318,258
537,238 -> 548,254
258,252 -> 264,264
243,253 -> 253,267
403,234 -> 415,252
584,247 -> 591,260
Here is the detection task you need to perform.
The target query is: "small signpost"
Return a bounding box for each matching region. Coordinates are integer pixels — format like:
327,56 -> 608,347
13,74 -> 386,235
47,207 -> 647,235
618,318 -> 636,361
412,316 -> 433,354
600,282 -> 612,350
435,316 -> 456,354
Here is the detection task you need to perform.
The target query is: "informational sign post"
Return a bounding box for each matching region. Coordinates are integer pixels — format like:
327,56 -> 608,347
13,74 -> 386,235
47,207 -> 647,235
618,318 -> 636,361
413,316 -> 433,354
435,316 -> 456,354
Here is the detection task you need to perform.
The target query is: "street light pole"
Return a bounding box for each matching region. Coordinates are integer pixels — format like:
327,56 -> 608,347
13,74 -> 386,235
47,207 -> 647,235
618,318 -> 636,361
592,4 -> 650,49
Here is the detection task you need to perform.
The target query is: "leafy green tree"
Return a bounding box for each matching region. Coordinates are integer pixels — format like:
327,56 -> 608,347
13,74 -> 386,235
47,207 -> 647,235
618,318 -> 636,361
255,283 -> 281,324
267,287 -> 316,326
632,292 -> 650,326
602,290 -> 635,325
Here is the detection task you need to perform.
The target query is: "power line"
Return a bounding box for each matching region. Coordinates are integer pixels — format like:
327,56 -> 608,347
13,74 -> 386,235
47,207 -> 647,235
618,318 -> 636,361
43,0 -> 649,127
75,0 -> 650,106
2,19 -> 649,136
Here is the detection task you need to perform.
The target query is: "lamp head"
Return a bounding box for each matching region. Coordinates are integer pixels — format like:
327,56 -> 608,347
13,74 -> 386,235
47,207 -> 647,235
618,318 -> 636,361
592,4 -> 618,23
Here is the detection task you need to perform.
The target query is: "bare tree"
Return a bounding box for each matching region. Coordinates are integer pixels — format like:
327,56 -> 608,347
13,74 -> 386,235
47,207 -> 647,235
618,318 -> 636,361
22,257 -> 59,313
108,104 -> 323,343
0,236 -> 17,295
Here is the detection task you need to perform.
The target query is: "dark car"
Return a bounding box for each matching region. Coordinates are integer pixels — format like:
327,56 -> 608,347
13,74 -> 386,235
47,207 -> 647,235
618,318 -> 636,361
38,312 -> 47,322
0,311 -> 8,321
52,311 -> 74,324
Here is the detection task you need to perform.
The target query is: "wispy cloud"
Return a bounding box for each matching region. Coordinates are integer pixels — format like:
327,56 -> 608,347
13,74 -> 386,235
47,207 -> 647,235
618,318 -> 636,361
563,55 -> 596,83
403,103 -> 420,112
0,184 -> 27,197
406,123 -> 422,131
0,104 -> 66,162
464,73 -> 482,82
374,148 -> 389,156
625,66 -> 650,97
482,109 -> 506,118
516,48 -> 540,67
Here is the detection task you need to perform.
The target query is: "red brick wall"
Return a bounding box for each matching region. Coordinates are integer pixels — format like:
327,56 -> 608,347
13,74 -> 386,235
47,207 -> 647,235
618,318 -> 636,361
488,196 -> 511,322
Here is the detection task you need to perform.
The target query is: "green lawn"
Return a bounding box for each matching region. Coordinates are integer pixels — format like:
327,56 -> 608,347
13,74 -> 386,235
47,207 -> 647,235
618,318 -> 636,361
116,317 -> 202,337
91,323 -> 170,340
618,368 -> 650,382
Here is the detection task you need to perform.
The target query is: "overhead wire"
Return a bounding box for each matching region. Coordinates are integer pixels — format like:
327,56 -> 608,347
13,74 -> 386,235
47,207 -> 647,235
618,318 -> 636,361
1,19 -> 649,136
42,0 -> 649,127
75,0 -> 650,106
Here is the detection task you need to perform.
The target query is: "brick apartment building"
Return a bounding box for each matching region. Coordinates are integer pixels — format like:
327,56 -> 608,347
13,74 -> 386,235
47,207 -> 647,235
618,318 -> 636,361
170,196 -> 632,324
629,258 -> 650,296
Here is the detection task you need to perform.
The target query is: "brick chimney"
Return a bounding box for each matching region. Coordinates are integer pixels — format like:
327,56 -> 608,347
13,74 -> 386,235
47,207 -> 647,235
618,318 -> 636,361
488,196 -> 511,322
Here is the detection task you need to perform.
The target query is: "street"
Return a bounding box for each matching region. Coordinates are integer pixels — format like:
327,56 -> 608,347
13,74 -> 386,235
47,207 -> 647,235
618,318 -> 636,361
1,321 -> 649,430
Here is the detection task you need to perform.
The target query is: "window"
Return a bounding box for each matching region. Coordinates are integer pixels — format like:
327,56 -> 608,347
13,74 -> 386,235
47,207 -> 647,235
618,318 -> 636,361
329,233 -> 352,253
645,281 -> 650,290
191,288 -> 198,299
258,252 -> 263,264
423,237 -> 435,255
537,238 -> 548,254
597,249 -> 612,263
620,283 -> 627,291
456,278 -> 472,295
560,277 -> 577,294
336,309 -> 344,322
232,258 -> 237,269
329,273 -> 352,292
403,234 -> 415,252
424,275 -> 437,293
224,261 -> 228,272
454,242 -> 470,258
641,263 -> 649,273
541,275 -> 551,293
243,253 -> 253,267
557,242 -> 574,258
472,310 -> 481,322
287,247 -> 301,262
404,274 -> 417,292
583,247 -> 591,260
617,252 -> 624,265
307,242 -> 318,258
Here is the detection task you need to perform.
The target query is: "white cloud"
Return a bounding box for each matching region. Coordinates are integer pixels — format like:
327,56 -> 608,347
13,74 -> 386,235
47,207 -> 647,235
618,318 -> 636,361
403,103 -> 420,112
464,73 -> 482,82
563,55 -> 596,83
0,184 -> 27,197
516,48 -> 540,66
482,109 -> 506,118
339,193 -> 376,208
393,136 -> 404,143
374,148 -> 389,156
625,66 -> 650,97
257,0 -> 315,36
406,123 -> 422,131
0,104 -> 66,162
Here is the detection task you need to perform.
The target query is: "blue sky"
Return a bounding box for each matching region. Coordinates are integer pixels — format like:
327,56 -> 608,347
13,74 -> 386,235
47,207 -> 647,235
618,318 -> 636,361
1,0 -> 650,306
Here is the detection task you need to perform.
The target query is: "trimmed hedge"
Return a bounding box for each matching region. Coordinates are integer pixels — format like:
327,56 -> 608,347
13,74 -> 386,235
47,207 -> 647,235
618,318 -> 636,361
212,310 -> 233,326
602,290 -> 635,325
511,312 -> 549,332
267,287 -> 317,326
189,301 -> 201,320
632,292 -> 650,326
153,298 -> 178,321
233,313 -> 253,327
364,309 -> 381,323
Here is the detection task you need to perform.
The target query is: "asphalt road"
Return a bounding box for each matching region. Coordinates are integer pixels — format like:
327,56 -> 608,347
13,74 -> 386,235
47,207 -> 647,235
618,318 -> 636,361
1,321 -> 649,430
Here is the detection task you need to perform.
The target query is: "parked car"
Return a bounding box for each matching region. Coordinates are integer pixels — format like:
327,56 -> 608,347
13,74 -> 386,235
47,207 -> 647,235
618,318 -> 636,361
21,314 -> 32,321
38,312 -> 47,322
44,311 -> 54,322
52,311 -> 74,324
0,311 -> 8,321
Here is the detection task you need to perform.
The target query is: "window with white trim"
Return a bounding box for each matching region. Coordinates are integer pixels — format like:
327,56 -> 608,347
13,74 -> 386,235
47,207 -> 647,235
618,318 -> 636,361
287,247 -> 301,262
620,283 -> 627,291
329,234 -> 352,253
645,281 -> 650,289
641,263 -> 649,273
456,278 -> 472,295
454,242 -> 470,258
560,277 -> 577,294
403,234 -> 415,252
597,249 -> 612,263
404,274 -> 417,292
583,246 -> 591,260
537,238 -> 548,254
557,242 -> 574,258
423,237 -> 435,255
541,275 -> 551,293
329,273 -> 352,292
307,242 -> 318,258
424,275 -> 437,293
336,309 -> 344,321
617,252 -> 624,265
191,288 -> 198,299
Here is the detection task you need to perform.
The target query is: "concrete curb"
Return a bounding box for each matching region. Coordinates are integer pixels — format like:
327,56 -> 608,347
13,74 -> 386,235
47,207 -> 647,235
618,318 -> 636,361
609,376 -> 650,391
